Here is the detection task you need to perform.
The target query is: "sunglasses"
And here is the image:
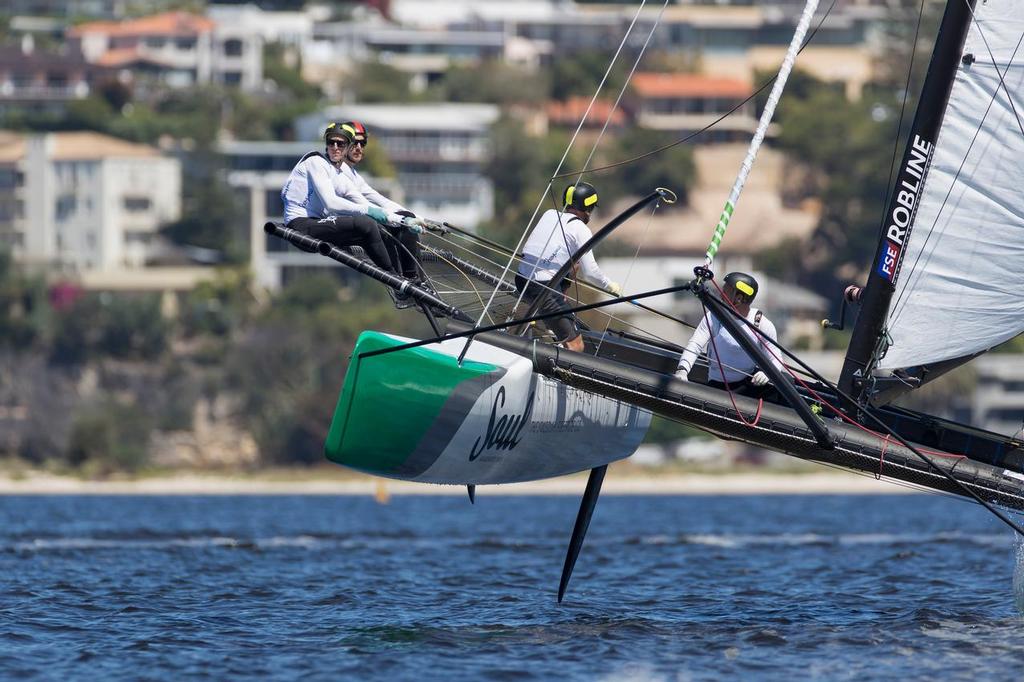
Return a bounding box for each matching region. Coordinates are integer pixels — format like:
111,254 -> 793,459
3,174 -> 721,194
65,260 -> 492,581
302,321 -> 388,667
326,139 -> 348,148
349,139 -> 366,148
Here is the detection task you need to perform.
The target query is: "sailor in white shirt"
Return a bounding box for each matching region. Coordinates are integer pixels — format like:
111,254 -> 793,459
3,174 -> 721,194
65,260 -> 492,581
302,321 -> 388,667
515,182 -> 622,353
675,272 -> 785,397
280,122 -> 398,275
333,121 -> 422,282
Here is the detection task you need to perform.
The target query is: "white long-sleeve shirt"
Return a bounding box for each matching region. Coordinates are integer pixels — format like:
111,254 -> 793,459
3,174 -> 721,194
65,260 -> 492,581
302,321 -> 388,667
678,307 -> 783,383
332,163 -> 406,215
281,152 -> 368,224
517,209 -> 612,289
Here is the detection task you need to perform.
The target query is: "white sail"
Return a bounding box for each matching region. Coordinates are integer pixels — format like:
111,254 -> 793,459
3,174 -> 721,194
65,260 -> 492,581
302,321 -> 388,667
879,0 -> 1024,370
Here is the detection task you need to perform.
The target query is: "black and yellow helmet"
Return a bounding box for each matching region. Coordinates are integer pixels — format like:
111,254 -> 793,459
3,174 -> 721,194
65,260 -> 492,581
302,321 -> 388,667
563,182 -> 599,212
723,272 -> 759,303
324,122 -> 348,143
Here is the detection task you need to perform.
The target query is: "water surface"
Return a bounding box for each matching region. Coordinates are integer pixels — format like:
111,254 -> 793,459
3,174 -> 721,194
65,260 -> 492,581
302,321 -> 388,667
2,493 -> 1022,679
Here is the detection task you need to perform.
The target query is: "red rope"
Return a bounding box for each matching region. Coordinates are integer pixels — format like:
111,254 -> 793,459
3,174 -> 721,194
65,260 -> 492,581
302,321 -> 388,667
705,279 -> 966,462
876,434 -> 891,480
700,298 -> 763,427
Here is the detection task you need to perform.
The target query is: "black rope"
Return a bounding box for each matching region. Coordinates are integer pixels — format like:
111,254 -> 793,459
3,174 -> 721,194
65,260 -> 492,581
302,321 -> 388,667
357,283 -> 692,361
708,292 -> 1024,537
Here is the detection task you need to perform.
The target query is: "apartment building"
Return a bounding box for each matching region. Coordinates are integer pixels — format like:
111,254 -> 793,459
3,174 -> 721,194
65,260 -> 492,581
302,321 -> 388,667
305,22 -> 516,95
0,130 -> 180,273
66,11 -> 263,92
630,72 -> 755,141
0,39 -> 111,116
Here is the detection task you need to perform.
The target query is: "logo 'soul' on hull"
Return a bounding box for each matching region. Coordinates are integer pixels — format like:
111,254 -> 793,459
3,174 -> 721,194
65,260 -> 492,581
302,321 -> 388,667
326,332 -> 652,485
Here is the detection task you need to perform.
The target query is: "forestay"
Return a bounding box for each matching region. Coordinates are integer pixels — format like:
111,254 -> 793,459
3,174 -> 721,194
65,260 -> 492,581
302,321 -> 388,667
880,0 -> 1024,370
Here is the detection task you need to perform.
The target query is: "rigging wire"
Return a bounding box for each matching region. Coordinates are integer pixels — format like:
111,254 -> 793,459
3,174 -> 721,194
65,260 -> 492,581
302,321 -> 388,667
551,0 -> 841,179
702,0 -> 821,268
702,279 -> 1024,536
872,0 -> 928,244
466,0 -> 651,351
509,0 -> 669,328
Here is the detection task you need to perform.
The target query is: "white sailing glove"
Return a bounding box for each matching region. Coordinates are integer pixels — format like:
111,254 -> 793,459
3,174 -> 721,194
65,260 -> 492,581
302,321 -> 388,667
606,281 -> 622,296
751,371 -> 770,387
675,366 -> 689,382
389,213 -> 423,233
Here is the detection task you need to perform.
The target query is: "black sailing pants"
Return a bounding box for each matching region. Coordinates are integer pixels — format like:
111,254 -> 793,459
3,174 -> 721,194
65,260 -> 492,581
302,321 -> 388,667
382,225 -> 421,280
287,215 -> 397,274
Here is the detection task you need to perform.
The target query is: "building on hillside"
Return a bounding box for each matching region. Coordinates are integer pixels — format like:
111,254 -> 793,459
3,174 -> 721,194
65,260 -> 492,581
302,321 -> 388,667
66,11 -> 263,92
297,103 -> 499,229
0,39 -> 112,116
629,73 -> 755,142
206,3 -> 317,48
306,22 -> 510,94
218,140 -> 404,291
545,97 -> 627,131
0,130 -> 180,273
390,1 -> 884,98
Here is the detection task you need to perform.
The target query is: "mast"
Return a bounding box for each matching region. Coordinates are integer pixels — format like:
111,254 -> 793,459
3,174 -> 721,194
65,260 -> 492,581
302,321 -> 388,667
838,0 -> 977,404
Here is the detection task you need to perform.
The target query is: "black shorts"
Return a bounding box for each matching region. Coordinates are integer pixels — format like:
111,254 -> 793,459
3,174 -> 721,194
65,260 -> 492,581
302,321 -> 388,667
514,274 -> 578,343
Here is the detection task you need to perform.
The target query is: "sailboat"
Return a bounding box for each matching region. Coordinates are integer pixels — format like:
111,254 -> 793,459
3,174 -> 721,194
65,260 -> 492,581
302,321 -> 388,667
266,0 -> 1024,600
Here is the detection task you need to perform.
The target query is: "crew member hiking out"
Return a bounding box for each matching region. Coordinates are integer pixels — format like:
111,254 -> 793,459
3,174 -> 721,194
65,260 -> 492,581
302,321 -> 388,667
333,121 -> 424,294
675,272 -> 784,399
515,182 -> 622,353
280,123 -> 399,278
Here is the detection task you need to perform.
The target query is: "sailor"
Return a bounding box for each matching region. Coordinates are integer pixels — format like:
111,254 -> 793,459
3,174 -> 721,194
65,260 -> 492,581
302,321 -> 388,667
280,123 -> 398,276
332,121 -> 422,286
515,182 -> 623,353
675,272 -> 784,398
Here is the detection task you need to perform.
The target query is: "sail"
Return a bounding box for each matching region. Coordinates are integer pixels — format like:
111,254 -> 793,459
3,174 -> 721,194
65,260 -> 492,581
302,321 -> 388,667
878,0 -> 1024,370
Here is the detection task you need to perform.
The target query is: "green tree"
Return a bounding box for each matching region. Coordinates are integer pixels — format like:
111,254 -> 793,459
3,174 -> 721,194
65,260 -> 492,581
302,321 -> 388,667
161,144 -> 249,263
602,128 -> 697,204
481,118 -> 589,244
434,61 -> 548,106
66,397 -> 153,474
347,60 -> 413,103
550,50 -> 631,100
0,248 -> 47,349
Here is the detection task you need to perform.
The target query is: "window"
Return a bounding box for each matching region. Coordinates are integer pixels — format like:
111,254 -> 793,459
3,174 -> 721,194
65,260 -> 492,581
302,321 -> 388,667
265,189 -> 284,218
123,197 -> 151,212
223,39 -> 244,57
175,37 -> 196,50
56,195 -> 76,221
223,71 -> 242,85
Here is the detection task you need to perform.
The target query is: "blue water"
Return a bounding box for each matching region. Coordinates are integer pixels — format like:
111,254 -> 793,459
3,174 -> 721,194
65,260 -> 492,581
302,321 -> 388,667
2,493 -> 1023,680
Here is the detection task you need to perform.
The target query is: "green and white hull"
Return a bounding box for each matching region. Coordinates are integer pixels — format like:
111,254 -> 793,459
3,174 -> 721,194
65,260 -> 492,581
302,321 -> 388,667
326,331 -> 652,484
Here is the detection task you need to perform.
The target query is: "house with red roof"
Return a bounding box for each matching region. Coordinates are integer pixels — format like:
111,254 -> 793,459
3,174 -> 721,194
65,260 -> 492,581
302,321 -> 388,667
630,72 -> 756,143
66,11 -> 262,92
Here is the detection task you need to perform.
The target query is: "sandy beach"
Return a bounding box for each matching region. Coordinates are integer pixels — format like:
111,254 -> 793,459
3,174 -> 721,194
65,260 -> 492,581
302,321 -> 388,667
0,470 -> 916,496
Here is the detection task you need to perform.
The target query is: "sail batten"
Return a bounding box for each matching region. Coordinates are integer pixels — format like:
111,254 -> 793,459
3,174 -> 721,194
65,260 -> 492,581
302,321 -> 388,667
877,0 -> 1024,371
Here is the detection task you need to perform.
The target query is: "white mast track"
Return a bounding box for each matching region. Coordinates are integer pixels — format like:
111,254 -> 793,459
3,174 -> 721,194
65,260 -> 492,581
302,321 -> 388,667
704,0 -> 821,268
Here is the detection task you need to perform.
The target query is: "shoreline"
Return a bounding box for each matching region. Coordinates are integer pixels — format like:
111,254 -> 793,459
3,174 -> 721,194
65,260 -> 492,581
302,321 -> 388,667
0,471 -> 917,496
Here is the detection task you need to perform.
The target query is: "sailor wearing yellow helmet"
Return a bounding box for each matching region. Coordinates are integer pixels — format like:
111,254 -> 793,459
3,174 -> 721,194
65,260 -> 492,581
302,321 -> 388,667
515,181 -> 622,353
675,272 -> 784,398
279,122 -> 399,276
